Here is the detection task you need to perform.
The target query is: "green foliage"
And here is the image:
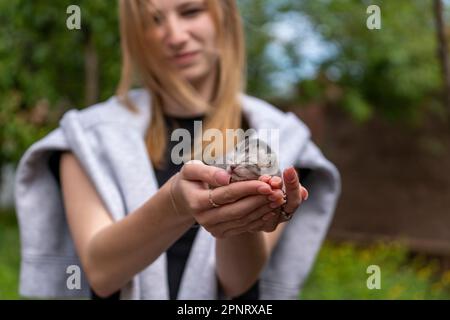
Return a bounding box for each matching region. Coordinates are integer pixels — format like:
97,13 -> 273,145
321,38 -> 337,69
297,78 -> 326,103
341,89 -> 373,123
301,241 -> 450,300
238,0 -> 315,99
238,0 -> 282,97
298,0 -> 443,124
0,1 -> 120,168
0,211 -> 20,299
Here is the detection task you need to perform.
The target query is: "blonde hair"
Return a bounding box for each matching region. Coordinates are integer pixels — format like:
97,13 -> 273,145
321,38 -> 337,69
116,0 -> 246,169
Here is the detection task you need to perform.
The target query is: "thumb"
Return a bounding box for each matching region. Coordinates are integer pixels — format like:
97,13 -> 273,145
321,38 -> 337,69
181,160 -> 231,187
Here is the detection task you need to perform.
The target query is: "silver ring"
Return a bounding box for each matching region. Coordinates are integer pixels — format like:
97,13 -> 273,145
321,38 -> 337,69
209,189 -> 221,208
280,206 -> 294,221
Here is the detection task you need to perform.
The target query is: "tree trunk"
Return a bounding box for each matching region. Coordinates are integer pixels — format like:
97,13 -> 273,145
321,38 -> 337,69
84,33 -> 99,106
433,0 -> 450,122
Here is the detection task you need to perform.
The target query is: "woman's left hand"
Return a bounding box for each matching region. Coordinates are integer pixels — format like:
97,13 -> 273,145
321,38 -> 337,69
256,167 -> 309,232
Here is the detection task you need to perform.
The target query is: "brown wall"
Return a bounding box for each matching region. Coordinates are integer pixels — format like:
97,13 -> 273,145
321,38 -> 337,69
293,105 -> 450,260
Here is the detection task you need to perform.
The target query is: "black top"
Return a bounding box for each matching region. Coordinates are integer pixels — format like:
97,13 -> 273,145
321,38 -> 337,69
154,112 -> 259,300
155,112 -> 204,300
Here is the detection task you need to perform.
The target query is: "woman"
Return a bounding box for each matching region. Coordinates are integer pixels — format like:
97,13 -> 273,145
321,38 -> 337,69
15,0 -> 341,300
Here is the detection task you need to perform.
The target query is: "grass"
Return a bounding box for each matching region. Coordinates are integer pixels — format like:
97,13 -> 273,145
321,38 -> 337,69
300,241 -> 450,299
0,210 -> 449,300
0,210 -> 20,299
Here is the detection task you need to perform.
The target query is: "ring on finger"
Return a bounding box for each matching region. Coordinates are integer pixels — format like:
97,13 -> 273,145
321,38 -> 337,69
280,205 -> 294,221
209,188 -> 221,208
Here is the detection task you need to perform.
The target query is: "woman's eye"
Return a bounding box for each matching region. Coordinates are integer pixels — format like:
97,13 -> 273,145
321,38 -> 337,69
152,14 -> 163,25
182,8 -> 203,17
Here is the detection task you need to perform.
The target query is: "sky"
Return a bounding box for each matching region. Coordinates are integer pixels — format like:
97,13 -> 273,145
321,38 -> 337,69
264,10 -> 336,97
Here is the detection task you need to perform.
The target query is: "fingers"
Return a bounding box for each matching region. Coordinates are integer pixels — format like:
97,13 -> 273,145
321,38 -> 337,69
268,189 -> 285,207
205,194 -> 287,237
261,169 -> 308,202
202,194 -> 270,225
197,180 -> 273,210
208,202 -> 274,236
260,212 -> 282,232
269,176 -> 283,189
259,175 -> 283,189
209,208 -> 283,238
282,167 -> 303,214
301,186 -> 309,201
181,160 -> 230,188
180,162 -> 287,215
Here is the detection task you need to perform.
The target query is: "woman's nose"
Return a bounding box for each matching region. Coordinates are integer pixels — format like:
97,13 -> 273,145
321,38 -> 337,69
165,16 -> 189,49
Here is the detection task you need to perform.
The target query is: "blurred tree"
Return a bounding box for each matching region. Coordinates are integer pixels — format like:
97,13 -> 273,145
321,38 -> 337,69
238,0 -> 327,101
433,0 -> 450,120
0,1 -> 120,179
297,0 -> 443,124
237,0 -> 282,97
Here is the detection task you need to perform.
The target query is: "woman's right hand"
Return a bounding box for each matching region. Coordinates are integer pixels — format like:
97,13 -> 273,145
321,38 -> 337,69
169,160 -> 285,238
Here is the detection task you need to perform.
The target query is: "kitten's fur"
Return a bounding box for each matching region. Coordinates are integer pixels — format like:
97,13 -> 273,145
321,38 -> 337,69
212,137 -> 281,182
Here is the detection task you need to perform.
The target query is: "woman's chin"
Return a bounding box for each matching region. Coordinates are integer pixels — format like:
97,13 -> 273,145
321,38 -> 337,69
178,65 -> 211,84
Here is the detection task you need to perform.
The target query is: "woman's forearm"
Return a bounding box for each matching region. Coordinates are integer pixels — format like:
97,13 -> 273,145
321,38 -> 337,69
86,179 -> 195,297
215,232 -> 269,298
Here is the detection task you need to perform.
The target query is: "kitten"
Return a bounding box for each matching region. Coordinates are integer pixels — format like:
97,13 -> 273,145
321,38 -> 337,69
210,137 -> 288,218
212,137 -> 281,182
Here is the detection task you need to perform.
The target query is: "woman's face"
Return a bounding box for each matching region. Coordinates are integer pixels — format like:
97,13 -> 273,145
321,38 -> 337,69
149,0 -> 218,85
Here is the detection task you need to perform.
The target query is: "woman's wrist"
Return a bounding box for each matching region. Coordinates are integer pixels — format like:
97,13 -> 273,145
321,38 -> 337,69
216,231 -> 269,257
216,231 -> 269,297
166,174 -> 196,226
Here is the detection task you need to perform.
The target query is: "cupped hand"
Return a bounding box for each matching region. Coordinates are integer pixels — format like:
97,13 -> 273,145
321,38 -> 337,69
256,167 -> 309,232
169,160 -> 286,238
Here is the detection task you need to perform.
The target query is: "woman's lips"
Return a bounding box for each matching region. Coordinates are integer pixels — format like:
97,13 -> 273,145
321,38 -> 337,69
172,51 -> 199,66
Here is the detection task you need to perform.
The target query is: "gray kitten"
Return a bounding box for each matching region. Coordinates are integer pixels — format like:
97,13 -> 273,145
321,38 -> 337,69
212,137 -> 281,182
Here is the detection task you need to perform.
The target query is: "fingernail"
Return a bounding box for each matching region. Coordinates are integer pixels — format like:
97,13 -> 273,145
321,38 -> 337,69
270,202 -> 280,208
270,180 -> 280,187
268,195 -> 278,201
287,168 -> 297,183
258,185 -> 272,194
303,188 -> 309,200
215,171 -> 230,185
271,176 -> 281,183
